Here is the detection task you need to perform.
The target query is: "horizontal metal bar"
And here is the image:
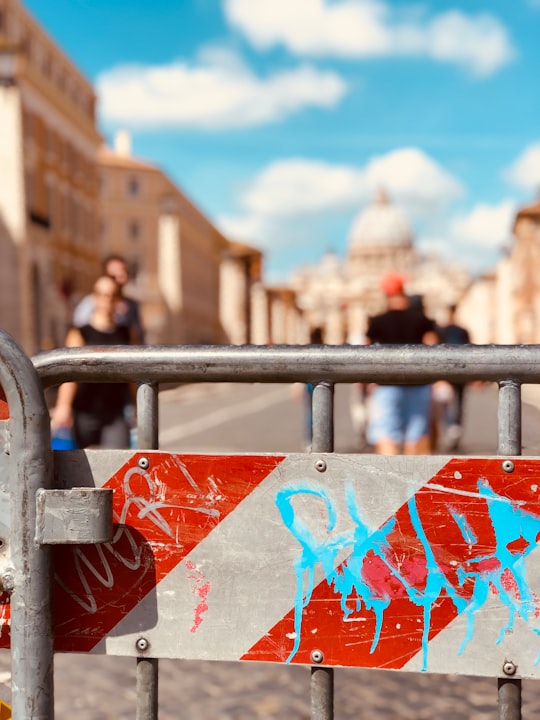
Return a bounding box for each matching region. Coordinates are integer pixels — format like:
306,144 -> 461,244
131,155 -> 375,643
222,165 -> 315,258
33,344 -> 540,387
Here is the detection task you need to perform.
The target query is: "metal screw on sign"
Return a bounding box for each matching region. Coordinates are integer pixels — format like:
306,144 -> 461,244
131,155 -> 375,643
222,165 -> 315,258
310,649 -> 324,664
136,637 -> 149,652
0,572 -> 14,594
502,460 -> 515,473
138,456 -> 150,470
503,661 -> 517,676
314,459 -> 327,472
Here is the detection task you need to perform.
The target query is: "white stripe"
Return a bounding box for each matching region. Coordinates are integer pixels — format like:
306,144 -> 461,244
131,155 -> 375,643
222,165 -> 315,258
159,386 -> 291,444
99,455 -> 447,659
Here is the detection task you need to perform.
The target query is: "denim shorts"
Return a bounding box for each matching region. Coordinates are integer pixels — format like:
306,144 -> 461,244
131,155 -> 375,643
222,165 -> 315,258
367,385 -> 432,445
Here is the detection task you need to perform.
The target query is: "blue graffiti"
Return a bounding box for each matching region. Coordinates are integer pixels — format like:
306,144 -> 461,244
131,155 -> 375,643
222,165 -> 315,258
275,478 -> 540,669
456,481 -> 540,656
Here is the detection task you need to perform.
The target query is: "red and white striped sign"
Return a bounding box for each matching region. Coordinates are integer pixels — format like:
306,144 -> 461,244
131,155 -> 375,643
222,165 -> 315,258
1,452 -> 540,678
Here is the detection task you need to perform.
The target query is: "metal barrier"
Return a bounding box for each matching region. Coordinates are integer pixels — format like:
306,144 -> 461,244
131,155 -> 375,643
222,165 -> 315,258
1,330 -> 539,719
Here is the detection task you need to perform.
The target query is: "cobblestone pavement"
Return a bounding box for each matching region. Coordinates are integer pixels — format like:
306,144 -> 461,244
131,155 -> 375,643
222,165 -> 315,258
2,650 -> 540,720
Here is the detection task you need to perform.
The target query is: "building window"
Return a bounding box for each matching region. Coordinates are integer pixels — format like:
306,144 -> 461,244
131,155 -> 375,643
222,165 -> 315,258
47,184 -> 54,228
42,53 -> 51,77
128,257 -> 140,281
25,169 -> 35,210
127,176 -> 140,197
23,110 -> 33,139
46,126 -> 55,160
128,220 -> 141,241
19,32 -> 29,56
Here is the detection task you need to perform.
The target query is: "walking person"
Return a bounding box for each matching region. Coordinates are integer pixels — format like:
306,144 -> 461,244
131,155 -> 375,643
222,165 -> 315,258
52,275 -> 134,448
365,273 -> 438,455
73,254 -> 145,344
304,326 -> 324,451
438,304 -> 471,451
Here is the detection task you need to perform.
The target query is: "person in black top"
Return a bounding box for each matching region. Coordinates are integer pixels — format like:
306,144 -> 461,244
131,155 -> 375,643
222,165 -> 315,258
438,305 -> 471,450
73,254 -> 145,344
52,275 -> 133,448
366,273 -> 438,455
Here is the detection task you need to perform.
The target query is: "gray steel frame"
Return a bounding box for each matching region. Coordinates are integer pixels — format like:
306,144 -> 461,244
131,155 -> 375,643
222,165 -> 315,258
0,331 -> 535,719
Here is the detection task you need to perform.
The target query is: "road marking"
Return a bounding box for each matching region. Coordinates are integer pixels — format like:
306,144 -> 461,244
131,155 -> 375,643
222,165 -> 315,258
160,386 -> 292,444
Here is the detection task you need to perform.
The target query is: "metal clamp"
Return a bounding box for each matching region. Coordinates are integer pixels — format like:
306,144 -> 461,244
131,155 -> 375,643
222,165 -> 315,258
35,488 -> 113,545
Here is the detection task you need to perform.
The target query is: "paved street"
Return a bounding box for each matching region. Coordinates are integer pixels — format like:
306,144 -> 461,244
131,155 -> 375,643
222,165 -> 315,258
2,380 -> 540,718
157,380 -> 540,456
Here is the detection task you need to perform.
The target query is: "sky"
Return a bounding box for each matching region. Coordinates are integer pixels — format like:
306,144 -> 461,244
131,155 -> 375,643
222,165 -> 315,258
24,0 -> 540,282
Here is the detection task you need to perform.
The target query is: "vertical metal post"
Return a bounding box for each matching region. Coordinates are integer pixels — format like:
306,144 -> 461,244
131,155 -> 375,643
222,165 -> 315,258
497,380 -> 522,720
497,380 -> 521,456
310,381 -> 334,720
0,330 -> 55,719
136,382 -> 159,450
311,381 -> 334,454
136,383 -> 159,720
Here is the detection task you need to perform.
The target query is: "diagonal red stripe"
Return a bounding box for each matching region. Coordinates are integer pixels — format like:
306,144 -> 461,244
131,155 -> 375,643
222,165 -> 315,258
243,458 -> 540,670
0,453 -> 285,652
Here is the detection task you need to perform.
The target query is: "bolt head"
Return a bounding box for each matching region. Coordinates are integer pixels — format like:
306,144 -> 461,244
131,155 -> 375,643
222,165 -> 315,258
1,573 -> 14,593
138,456 -> 150,470
315,459 -> 327,473
310,649 -> 324,664
503,661 -> 517,676
136,637 -> 149,651
502,460 -> 515,473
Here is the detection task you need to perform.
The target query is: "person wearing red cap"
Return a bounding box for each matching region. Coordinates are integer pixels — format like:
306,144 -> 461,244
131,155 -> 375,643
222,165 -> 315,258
365,274 -> 438,455
379,271 -> 406,297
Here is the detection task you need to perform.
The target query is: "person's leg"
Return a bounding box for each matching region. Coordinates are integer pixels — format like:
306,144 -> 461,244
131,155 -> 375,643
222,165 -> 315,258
404,434 -> 431,455
403,385 -> 432,455
444,383 -> 465,451
376,437 -> 400,455
100,415 -> 131,449
73,412 -> 101,449
367,386 -> 403,455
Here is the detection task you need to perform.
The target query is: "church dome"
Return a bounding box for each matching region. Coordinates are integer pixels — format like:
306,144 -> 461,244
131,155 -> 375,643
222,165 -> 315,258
348,190 -> 413,249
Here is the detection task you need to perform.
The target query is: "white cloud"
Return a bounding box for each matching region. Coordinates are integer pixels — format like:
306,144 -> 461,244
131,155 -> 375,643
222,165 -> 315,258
448,200 -> 516,249
218,213 -> 266,242
236,148 -> 463,219
363,148 -> 464,211
224,0 -> 515,77
240,159 -> 367,216
425,11 -> 514,77
503,143 -> 540,191
218,148 -> 465,277
219,155 -> 522,278
96,48 -> 347,129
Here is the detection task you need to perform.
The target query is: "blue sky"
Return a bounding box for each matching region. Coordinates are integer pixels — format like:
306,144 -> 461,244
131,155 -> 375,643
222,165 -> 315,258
25,0 -> 540,281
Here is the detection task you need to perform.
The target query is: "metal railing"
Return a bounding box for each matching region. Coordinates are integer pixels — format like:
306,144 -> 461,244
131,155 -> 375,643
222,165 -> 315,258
2,332 -> 538,718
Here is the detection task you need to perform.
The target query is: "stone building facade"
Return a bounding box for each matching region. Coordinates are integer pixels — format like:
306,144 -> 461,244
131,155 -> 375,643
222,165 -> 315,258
0,1 -> 266,352
459,198 -> 540,344
290,192 -> 470,343
98,134 -> 229,345
0,0 -> 101,352
509,199 -> 540,343
220,240 -> 263,345
220,241 -> 307,345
